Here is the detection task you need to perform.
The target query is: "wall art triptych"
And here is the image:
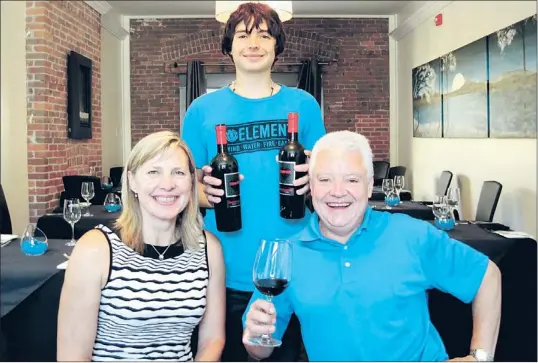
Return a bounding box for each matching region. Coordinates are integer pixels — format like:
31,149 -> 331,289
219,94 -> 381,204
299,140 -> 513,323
412,14 -> 537,138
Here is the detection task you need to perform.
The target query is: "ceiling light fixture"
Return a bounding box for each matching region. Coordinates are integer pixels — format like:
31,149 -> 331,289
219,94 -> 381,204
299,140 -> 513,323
215,1 -> 293,23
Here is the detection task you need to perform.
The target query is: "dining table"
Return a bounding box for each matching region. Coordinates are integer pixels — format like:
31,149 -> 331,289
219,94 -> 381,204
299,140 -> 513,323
36,205 -> 121,239
1,222 -> 535,361
369,200 -> 435,221
1,238 -> 73,361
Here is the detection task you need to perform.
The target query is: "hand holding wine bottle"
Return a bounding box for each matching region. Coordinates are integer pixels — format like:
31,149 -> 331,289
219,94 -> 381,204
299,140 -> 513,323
278,112 -> 311,219
207,124 -> 245,232
201,165 -> 245,205
275,151 -> 311,194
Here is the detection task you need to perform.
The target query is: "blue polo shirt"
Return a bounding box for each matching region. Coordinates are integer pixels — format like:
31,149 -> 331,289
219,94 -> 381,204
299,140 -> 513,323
243,207 -> 490,361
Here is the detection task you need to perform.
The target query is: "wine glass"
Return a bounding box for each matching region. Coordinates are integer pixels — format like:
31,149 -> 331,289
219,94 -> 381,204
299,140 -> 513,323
81,181 -> 95,216
447,187 -> 460,220
250,238 -> 292,348
63,199 -> 82,246
381,179 -> 394,196
394,175 -> 405,203
381,179 -> 395,209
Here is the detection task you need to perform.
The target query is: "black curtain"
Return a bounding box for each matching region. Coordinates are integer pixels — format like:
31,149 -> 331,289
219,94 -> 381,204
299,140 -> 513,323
297,57 -> 322,105
186,60 -> 207,108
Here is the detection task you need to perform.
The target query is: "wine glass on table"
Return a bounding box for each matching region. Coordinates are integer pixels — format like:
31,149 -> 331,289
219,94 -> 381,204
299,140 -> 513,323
250,238 -> 292,348
81,181 -> 95,216
63,198 -> 82,247
447,187 -> 461,221
394,175 -> 405,204
381,178 -> 395,209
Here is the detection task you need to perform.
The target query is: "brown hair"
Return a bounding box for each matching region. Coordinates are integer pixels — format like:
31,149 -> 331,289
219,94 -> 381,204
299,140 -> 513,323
115,131 -> 204,253
221,2 -> 286,63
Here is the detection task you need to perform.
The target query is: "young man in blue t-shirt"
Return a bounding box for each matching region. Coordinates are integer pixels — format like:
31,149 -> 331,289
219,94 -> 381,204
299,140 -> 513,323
181,2 -> 326,361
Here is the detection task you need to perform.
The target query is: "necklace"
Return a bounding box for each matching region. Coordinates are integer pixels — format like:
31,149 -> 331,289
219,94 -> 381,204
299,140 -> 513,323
231,80 -> 275,96
149,243 -> 172,260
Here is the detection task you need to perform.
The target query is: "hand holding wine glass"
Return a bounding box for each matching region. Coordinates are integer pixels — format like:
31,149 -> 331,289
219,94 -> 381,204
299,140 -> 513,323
247,238 -> 292,347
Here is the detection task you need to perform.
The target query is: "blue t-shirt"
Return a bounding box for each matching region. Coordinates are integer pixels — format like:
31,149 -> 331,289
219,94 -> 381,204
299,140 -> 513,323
182,85 -> 326,291
243,208 -> 490,361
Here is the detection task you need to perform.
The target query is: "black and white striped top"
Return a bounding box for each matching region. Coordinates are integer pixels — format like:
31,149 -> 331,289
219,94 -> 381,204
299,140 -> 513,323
91,225 -> 208,361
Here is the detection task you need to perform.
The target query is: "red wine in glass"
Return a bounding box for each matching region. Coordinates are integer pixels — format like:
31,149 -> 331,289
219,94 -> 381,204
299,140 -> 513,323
250,238 -> 292,347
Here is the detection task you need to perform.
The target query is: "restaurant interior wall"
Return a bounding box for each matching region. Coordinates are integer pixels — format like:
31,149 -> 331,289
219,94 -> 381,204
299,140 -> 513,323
396,1 -> 537,237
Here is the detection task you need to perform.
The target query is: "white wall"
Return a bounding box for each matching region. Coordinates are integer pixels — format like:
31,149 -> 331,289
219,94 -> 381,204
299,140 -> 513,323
101,11 -> 125,177
1,1 -> 30,234
396,1 -> 537,237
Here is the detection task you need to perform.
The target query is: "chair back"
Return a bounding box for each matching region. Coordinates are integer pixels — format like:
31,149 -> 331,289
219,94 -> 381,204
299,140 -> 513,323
475,181 -> 502,222
110,167 -> 124,187
437,171 -> 453,196
0,184 -> 13,234
388,166 -> 407,179
373,161 -> 390,186
62,175 -> 106,205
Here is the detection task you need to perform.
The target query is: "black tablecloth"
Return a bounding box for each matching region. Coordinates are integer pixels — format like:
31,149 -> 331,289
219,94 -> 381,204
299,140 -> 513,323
369,200 -> 435,221
370,187 -> 412,201
1,240 -> 72,361
1,240 -> 72,317
1,225 -> 536,361
429,224 -> 537,362
36,205 -> 120,239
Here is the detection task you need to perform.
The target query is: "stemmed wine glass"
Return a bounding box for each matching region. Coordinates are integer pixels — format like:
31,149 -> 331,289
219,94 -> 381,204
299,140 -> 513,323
63,199 -> 82,246
394,175 -> 405,203
447,187 -> 461,221
81,181 -> 95,216
381,179 -> 395,209
250,238 -> 292,348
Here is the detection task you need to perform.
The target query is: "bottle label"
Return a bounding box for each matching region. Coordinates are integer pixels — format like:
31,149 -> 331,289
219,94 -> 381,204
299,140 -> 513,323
279,161 -> 296,186
279,161 -> 295,197
224,172 -> 240,198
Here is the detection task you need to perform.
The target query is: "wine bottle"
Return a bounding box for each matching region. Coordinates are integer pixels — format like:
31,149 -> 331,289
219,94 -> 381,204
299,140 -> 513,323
278,112 -> 306,219
210,124 -> 242,232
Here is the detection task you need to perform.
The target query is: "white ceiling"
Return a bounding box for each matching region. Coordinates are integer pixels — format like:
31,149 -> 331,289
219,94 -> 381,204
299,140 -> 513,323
109,1 -> 411,17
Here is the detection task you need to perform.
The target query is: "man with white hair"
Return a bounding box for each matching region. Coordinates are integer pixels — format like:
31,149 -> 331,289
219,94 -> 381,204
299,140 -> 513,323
241,131 -> 502,361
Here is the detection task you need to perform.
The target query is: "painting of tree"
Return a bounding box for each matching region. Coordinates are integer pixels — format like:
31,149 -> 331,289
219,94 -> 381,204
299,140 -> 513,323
412,58 -> 442,137
489,14 -> 537,138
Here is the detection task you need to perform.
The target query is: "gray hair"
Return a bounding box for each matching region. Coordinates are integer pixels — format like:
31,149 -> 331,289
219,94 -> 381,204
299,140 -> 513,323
309,131 -> 374,178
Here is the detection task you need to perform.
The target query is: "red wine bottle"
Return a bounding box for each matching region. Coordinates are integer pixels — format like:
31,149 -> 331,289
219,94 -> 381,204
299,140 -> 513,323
210,124 -> 242,232
278,112 -> 306,219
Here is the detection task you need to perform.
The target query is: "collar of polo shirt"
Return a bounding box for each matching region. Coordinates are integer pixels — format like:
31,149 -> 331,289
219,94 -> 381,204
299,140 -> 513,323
298,205 -> 374,243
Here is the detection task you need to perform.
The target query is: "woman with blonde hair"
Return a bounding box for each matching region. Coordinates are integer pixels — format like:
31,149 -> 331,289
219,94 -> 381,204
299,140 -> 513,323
57,130 -> 225,361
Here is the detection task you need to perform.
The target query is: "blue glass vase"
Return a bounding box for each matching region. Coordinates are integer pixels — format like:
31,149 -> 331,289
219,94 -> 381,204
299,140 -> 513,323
20,225 -> 48,256
384,192 -> 400,208
103,193 -> 122,213
434,217 -> 455,231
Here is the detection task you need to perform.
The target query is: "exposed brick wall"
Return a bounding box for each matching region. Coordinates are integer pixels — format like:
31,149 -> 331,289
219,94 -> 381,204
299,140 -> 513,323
26,1 -> 101,221
130,18 -> 389,158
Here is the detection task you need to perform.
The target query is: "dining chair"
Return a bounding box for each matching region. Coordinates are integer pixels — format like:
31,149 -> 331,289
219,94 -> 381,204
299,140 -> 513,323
475,181 -> 502,222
